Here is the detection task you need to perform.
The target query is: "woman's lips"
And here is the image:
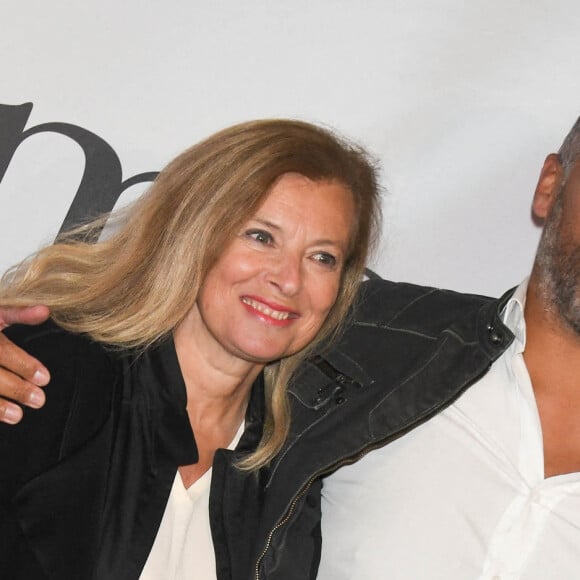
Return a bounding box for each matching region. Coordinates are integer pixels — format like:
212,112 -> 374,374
241,296 -> 300,324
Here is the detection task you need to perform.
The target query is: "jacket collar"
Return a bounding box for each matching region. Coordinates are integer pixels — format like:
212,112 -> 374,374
237,371 -> 266,453
267,285 -> 516,490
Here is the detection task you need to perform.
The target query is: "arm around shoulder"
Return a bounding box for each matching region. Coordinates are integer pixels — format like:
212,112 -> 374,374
0,305 -> 51,424
0,321 -> 118,496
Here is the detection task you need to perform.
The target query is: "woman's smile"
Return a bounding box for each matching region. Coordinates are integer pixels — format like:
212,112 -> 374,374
240,295 -> 300,324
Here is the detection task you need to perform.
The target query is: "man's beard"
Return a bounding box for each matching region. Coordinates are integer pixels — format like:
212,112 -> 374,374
534,189 -> 580,335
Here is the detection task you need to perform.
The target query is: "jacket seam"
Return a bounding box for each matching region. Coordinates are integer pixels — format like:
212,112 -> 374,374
354,321 -> 438,339
265,406 -> 336,489
57,339 -> 80,462
368,335 -> 450,422
442,328 -> 480,346
382,287 -> 438,325
344,353 -> 374,380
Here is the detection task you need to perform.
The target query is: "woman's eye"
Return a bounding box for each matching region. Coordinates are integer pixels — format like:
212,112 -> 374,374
246,229 -> 274,245
313,252 -> 338,268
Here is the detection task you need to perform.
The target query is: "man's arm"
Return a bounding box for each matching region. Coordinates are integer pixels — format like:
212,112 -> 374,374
0,306 -> 51,424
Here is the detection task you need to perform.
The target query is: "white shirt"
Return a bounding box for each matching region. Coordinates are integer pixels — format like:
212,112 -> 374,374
140,422 -> 244,580
318,281 -> 580,580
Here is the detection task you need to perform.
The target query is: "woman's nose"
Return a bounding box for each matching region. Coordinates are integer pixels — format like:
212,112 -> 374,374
267,255 -> 302,296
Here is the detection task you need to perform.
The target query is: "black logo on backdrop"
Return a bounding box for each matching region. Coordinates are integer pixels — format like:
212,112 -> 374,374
0,103 -> 382,280
0,102 -> 158,236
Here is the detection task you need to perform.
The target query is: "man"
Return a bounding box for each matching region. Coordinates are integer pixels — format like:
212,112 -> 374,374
312,119 -> 580,578
1,118 -> 579,579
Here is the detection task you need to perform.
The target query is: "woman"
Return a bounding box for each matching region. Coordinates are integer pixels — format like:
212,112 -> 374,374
0,119 -> 381,579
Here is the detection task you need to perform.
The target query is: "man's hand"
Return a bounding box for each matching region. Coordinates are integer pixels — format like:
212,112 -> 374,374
0,306 -> 50,424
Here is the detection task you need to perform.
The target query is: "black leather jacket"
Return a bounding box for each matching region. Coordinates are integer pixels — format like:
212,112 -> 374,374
0,279 -> 514,580
0,321 -> 267,580
212,279 -> 515,579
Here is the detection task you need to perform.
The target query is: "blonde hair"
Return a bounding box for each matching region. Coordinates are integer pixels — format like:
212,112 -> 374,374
0,119 -> 382,469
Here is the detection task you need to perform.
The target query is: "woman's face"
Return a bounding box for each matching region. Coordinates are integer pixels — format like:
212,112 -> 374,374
187,172 -> 355,367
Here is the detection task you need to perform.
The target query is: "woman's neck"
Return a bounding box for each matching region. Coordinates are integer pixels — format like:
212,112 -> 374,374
172,317 -> 263,486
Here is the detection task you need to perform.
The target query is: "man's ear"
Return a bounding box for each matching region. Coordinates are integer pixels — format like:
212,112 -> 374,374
532,153 -> 564,221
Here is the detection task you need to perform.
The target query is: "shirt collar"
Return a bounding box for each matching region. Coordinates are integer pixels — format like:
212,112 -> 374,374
501,278 -> 528,350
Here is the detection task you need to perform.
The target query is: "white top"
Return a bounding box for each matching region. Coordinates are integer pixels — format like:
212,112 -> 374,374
140,422 -> 245,580
318,280 -> 580,580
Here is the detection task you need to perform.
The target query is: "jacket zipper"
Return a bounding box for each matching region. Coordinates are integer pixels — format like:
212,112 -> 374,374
254,362 -> 492,579
254,432 -> 405,580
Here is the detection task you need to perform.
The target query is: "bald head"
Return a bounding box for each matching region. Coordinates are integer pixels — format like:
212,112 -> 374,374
558,116 -> 580,178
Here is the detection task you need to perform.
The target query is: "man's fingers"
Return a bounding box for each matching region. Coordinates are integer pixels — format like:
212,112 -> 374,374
0,400 -> 24,424
0,305 -> 50,329
0,364 -> 46,407
0,305 -> 50,424
0,333 -> 50,386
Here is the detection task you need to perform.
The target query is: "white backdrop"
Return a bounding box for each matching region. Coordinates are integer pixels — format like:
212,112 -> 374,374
2,0 -> 580,297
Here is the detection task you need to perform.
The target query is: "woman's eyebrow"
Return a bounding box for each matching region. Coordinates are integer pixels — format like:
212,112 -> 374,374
250,218 -> 346,250
251,218 -> 281,231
